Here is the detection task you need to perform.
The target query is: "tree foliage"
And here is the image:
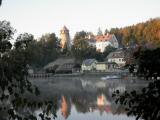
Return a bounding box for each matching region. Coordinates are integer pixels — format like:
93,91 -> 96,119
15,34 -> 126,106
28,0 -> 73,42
113,80 -> 160,120
103,45 -> 117,58
135,48 -> 160,80
97,27 -> 103,35
28,33 -> 59,69
113,47 -> 160,120
0,20 -> 57,120
107,18 -> 160,48
72,37 -> 96,62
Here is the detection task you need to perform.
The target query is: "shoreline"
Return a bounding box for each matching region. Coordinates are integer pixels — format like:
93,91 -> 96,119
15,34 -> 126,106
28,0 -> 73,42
29,71 -> 129,78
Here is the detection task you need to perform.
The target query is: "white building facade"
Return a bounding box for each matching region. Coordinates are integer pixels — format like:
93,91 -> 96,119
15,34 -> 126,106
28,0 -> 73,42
87,34 -> 119,52
81,59 -> 97,72
96,41 -> 112,52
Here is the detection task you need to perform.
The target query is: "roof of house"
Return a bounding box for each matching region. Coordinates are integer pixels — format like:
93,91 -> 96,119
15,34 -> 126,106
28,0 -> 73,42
107,50 -> 125,59
55,63 -> 75,72
86,34 -> 118,44
95,34 -> 113,42
82,59 -> 97,66
43,57 -> 75,70
96,62 -> 118,65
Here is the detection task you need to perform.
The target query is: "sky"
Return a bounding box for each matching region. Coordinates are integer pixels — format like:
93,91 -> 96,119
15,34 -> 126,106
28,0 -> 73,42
0,0 -> 160,39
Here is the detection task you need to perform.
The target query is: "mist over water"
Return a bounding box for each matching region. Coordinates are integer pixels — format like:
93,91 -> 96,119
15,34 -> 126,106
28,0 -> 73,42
30,76 -> 148,120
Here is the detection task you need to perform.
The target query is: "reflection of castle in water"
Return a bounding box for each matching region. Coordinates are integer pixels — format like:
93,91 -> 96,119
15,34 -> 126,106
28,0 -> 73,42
97,93 -> 111,115
97,93 -> 110,106
61,95 -> 71,119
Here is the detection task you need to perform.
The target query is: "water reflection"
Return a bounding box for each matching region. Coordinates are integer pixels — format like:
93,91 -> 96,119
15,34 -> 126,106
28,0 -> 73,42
61,96 -> 71,119
31,77 -> 148,120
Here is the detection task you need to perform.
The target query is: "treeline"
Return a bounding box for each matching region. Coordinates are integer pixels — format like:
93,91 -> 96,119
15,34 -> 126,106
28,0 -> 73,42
28,33 -> 60,69
9,32 -> 60,70
106,18 -> 160,48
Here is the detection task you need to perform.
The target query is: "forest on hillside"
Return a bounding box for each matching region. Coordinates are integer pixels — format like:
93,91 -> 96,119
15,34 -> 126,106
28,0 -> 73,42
106,18 -> 160,48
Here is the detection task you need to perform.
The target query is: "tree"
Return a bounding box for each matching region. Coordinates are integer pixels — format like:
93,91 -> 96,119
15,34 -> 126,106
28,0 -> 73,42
136,48 -> 160,80
113,80 -> 160,120
27,33 -> 59,69
104,28 -> 109,35
38,33 -> 59,66
74,31 -> 87,40
72,31 -> 97,61
113,48 -> 160,120
0,21 -> 56,119
107,18 -> 160,48
97,27 -> 103,35
0,20 -> 14,53
72,38 -> 90,61
15,33 -> 34,49
103,45 -> 117,58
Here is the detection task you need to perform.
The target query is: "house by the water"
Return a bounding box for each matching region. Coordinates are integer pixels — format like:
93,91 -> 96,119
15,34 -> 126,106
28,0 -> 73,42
43,57 -> 81,74
106,49 -> 126,68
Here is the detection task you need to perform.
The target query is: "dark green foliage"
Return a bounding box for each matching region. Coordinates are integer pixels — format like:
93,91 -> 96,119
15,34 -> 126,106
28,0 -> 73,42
72,31 -> 97,62
103,45 -> 117,58
15,33 -> 34,49
74,31 -> 87,40
0,20 -> 57,120
113,80 -> 160,120
28,33 -> 59,69
113,48 -> 160,120
128,64 -> 135,74
136,48 -> 160,80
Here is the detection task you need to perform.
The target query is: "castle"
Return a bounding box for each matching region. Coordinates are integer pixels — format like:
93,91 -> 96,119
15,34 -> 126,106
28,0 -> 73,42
60,26 -> 119,52
60,26 -> 71,50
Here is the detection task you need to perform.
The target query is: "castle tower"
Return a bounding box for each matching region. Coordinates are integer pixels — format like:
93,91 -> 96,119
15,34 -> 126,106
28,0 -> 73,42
60,26 -> 71,50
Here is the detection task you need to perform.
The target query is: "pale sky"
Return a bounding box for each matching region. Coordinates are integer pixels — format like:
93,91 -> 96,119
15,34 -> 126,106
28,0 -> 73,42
0,0 -> 160,39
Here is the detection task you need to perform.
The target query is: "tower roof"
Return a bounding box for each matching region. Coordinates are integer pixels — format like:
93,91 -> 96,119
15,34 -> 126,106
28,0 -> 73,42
61,26 -> 69,31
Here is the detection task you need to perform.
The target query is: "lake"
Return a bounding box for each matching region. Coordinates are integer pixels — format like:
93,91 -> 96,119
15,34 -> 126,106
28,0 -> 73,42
30,76 -> 148,120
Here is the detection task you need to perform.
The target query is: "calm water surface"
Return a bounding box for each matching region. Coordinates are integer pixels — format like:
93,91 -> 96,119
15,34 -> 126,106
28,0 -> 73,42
30,76 -> 148,120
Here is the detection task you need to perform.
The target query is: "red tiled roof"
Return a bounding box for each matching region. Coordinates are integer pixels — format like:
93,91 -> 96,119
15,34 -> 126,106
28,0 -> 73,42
95,34 -> 113,42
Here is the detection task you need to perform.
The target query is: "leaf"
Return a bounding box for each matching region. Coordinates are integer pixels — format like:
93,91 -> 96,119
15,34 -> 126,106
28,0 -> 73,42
115,98 -> 119,104
8,86 -> 13,94
35,87 -> 40,96
116,90 -> 120,94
